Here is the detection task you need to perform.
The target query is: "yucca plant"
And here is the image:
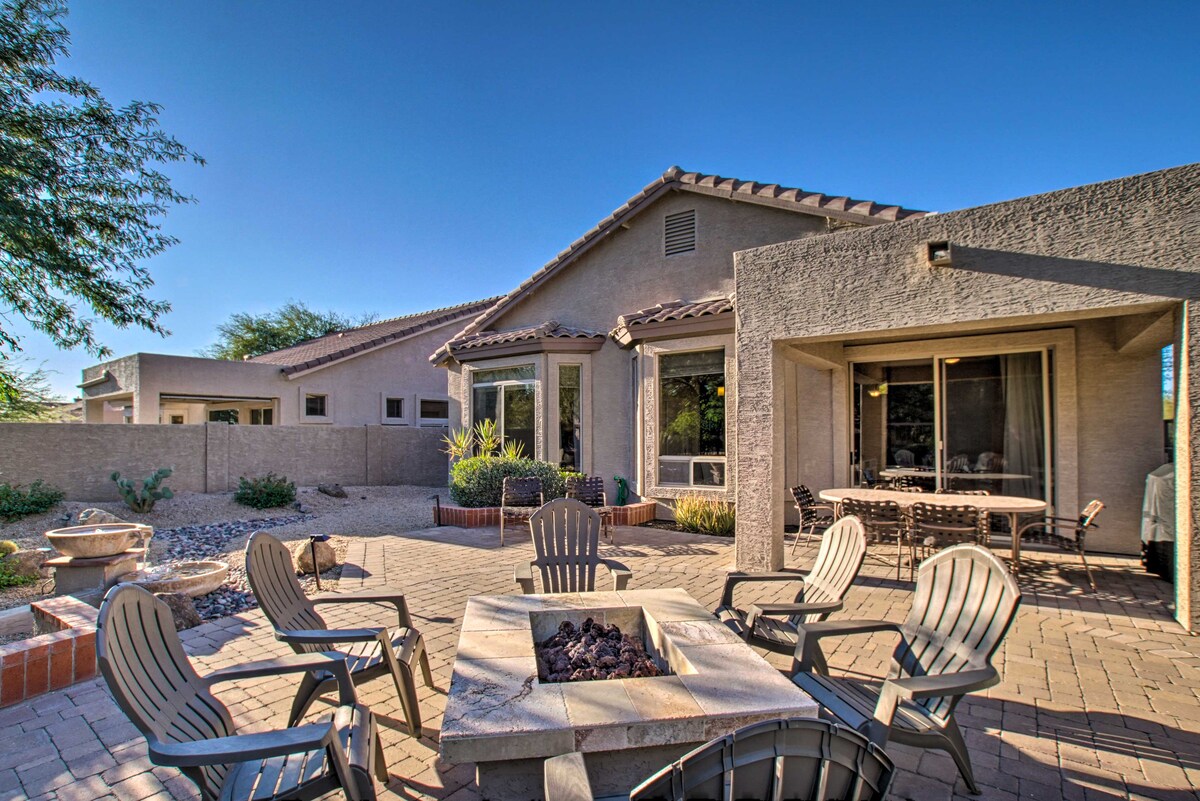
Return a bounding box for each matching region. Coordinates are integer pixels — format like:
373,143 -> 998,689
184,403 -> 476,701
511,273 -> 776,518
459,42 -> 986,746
498,439 -> 526,459
441,428 -> 475,461
473,419 -> 502,457
673,494 -> 736,537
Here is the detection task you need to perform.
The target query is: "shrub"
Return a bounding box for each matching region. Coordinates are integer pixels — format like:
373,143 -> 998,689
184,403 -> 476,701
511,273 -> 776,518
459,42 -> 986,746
449,456 -> 576,508
111,467 -> 174,513
234,473 -> 296,509
0,560 -> 35,590
0,541 -> 18,557
673,494 -> 736,537
0,480 -> 65,522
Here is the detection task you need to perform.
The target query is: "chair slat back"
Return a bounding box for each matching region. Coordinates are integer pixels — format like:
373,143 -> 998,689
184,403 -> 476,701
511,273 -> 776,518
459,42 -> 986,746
896,545 -> 1021,722
840,498 -> 904,543
503,476 -> 544,507
790,484 -> 826,527
630,718 -> 893,801
796,517 -> 867,624
529,498 -> 602,593
246,532 -> 327,653
566,475 -> 606,507
97,584 -> 234,801
911,502 -> 982,547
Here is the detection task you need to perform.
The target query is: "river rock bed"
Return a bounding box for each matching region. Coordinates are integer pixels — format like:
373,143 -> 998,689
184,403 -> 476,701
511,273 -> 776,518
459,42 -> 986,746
535,618 -> 664,683
154,515 -> 308,562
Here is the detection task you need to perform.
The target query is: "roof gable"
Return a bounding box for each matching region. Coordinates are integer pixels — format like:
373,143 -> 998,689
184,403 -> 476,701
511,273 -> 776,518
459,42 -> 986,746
432,166 -> 927,363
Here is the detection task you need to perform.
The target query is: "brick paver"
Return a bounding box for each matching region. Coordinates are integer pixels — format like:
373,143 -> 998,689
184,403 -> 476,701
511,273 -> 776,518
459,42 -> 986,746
2,525 -> 1197,801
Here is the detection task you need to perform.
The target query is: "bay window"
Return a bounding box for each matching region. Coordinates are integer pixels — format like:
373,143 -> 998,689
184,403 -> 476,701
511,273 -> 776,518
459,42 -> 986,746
658,349 -> 726,486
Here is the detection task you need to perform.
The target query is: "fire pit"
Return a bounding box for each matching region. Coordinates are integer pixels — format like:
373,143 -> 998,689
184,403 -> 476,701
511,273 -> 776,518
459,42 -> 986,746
536,618 -> 664,682
442,589 -> 817,799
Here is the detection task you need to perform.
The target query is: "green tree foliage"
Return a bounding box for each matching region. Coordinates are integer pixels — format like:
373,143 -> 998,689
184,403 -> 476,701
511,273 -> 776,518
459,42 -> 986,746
0,360 -> 65,420
201,301 -> 377,361
0,0 -> 203,402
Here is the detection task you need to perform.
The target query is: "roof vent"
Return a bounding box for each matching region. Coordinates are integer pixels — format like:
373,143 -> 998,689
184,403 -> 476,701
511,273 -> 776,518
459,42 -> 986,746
664,209 -> 696,256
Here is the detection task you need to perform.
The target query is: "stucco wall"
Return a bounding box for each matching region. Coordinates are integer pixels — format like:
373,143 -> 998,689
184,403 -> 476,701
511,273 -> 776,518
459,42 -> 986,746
732,163 -> 1200,578
449,191 -> 838,502
81,322 -> 458,427
0,422 -> 447,500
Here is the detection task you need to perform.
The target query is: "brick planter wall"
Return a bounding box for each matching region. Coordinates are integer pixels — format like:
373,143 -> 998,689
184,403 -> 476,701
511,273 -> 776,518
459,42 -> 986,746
0,596 -> 98,707
434,500 -> 657,528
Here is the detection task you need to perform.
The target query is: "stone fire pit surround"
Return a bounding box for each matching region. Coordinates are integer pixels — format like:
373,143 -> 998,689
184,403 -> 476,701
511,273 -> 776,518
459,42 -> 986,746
442,588 -> 817,798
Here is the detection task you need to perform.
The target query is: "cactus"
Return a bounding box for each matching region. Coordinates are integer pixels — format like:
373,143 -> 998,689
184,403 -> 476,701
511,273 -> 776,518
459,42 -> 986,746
111,467 -> 175,513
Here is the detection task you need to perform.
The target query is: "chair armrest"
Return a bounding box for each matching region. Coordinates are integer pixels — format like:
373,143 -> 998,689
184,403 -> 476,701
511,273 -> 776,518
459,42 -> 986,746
602,559 -> 632,591
792,619 -> 902,674
719,570 -> 808,607
515,561 -> 536,595
544,751 -> 594,801
313,590 -> 414,629
149,722 -> 336,767
276,628 -> 386,645
866,666 -> 999,745
205,652 -> 358,706
748,600 -> 842,618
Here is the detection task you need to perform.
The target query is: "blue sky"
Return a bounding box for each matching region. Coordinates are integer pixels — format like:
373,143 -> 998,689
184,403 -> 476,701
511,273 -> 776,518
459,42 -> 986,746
16,1 -> 1200,398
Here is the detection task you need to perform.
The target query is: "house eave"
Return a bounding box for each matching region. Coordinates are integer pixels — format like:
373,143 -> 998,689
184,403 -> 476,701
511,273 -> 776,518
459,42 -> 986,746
451,337 -> 606,363
611,315 -> 734,348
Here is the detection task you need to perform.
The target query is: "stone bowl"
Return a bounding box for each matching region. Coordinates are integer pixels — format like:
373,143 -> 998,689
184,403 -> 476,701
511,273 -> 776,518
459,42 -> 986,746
45,524 -> 151,559
118,561 -> 229,598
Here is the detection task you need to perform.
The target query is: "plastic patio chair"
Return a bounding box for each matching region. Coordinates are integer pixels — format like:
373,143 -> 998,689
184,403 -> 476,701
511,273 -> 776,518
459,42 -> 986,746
245,532 -> 433,737
543,718 -> 894,801
515,498 -> 632,593
793,544 -> 1021,795
715,516 -> 866,656
97,584 -> 387,801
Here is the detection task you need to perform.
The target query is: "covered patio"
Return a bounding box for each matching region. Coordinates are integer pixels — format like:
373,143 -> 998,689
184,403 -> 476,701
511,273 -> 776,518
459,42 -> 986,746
732,163 -> 1200,630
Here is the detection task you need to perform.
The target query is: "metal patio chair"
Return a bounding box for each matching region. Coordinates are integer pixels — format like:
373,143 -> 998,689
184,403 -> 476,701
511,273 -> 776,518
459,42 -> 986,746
716,516 -> 866,656
245,532 -> 433,737
1016,499 -> 1105,590
910,501 -> 987,560
544,718 -> 894,801
501,476 -> 544,545
840,496 -> 916,580
515,498 -> 632,593
566,475 -> 614,543
790,484 -> 836,554
97,584 -> 386,801
793,544 -> 1021,795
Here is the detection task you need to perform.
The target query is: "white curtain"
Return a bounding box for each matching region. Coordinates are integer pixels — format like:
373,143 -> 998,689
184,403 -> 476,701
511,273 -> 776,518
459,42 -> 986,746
1001,353 -> 1044,499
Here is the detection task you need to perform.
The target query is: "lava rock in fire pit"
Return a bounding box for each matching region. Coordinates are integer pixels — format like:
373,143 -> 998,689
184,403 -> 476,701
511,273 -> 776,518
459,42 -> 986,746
535,618 -> 664,683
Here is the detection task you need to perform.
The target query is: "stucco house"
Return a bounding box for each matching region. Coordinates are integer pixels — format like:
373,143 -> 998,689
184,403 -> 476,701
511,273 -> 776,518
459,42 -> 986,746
81,297 -> 497,426
728,163 -> 1199,629
432,167 -> 927,508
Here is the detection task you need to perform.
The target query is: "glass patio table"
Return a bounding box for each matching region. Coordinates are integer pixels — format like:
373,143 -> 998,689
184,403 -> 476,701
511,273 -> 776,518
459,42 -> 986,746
818,487 -> 1047,573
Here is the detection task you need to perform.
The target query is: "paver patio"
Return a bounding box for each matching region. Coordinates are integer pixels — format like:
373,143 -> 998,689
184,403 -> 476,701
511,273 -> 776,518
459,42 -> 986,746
1,525 -> 1197,801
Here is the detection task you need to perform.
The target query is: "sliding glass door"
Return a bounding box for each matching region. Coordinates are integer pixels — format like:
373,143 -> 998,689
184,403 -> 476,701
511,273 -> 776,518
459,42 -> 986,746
851,349 -> 1052,502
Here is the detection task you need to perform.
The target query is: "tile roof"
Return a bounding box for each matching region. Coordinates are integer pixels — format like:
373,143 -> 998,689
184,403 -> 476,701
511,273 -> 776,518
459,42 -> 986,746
447,321 -> 605,354
615,297 -> 733,330
251,296 -> 501,375
432,166 -> 927,363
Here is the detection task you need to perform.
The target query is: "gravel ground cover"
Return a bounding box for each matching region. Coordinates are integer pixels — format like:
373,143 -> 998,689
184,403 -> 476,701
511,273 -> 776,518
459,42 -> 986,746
0,484 -> 440,616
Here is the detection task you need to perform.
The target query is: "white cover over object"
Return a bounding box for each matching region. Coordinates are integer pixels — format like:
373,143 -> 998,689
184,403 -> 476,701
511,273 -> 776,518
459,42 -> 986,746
1141,463 -> 1175,543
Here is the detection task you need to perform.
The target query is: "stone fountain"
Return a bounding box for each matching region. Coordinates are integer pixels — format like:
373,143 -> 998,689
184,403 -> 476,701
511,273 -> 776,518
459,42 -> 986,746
44,523 -> 153,597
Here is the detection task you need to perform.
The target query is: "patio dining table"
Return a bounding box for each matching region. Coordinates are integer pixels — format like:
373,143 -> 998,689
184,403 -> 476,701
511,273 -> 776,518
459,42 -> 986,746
819,487 -> 1047,573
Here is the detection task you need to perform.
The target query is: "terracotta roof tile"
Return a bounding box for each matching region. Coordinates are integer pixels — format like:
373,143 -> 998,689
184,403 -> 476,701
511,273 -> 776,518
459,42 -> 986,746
251,296 -> 501,374
447,321 -> 604,353
431,166 -> 926,363
615,297 -> 734,329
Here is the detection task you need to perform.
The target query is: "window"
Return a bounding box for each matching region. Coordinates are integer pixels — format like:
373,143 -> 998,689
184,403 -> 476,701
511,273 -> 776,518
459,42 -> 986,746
209,409 -> 239,424
250,408 -> 273,425
472,365 -> 536,457
418,398 -> 450,426
559,365 -> 581,470
385,397 -> 405,421
169,415 -> 184,425
305,394 -> 328,417
658,349 -> 725,486
664,209 -> 696,256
